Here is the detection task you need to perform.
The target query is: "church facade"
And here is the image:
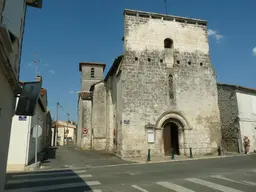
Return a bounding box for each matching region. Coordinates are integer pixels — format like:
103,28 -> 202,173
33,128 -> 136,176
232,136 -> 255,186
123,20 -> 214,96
77,9 -> 222,158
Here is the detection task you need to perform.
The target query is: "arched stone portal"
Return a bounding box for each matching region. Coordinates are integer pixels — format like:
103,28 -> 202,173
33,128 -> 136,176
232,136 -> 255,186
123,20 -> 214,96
155,111 -> 191,156
163,122 -> 180,155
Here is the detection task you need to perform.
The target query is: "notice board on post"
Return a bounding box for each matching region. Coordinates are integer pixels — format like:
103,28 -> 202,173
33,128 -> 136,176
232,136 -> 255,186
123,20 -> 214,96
147,129 -> 155,143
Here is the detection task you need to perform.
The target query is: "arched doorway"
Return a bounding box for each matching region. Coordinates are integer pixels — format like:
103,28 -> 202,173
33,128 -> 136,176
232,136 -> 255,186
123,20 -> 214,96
163,122 -> 180,155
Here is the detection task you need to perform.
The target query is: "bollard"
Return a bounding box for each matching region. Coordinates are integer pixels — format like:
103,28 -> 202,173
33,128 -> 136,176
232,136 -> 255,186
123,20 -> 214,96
218,146 -> 221,156
189,147 -> 193,158
147,149 -> 151,161
171,148 -> 175,160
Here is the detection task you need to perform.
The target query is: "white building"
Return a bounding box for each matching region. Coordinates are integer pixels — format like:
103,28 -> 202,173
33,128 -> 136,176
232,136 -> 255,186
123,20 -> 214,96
218,83 -> 256,153
7,79 -> 51,172
52,120 -> 76,146
0,0 -> 42,189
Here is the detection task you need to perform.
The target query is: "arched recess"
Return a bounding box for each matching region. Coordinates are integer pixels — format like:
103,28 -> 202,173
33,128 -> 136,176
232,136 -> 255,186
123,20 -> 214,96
155,111 -> 191,156
155,111 -> 191,130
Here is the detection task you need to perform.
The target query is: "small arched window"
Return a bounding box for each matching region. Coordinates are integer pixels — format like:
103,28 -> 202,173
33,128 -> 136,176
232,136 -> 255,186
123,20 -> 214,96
90,68 -> 95,78
164,38 -> 173,49
169,74 -> 174,99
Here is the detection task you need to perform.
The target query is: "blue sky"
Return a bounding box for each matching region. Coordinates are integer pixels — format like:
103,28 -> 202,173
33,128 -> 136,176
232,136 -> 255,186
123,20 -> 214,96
20,0 -> 256,122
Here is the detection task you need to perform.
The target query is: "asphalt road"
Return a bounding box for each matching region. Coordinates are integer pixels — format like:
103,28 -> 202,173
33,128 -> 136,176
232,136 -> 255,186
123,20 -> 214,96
39,145 -> 130,169
4,153 -> 256,192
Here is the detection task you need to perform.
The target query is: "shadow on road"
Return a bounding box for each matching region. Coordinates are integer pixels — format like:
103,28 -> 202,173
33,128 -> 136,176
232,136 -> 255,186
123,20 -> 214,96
42,146 -> 58,162
5,169 -> 94,192
40,145 -> 131,169
26,146 -> 58,166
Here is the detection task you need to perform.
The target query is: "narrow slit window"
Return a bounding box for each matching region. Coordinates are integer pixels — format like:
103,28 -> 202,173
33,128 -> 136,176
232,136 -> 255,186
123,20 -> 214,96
169,75 -> 174,99
91,68 -> 95,78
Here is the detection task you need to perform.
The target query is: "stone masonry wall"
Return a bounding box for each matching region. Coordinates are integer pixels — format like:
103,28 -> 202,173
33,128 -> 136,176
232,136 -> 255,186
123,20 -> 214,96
76,97 -> 83,148
92,82 -> 107,150
120,11 -> 221,157
105,77 -> 115,152
78,64 -> 105,150
81,100 -> 92,149
217,85 -> 240,152
81,65 -> 104,91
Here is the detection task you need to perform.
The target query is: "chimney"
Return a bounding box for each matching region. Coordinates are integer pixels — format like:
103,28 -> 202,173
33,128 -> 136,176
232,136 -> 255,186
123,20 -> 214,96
35,76 -> 42,84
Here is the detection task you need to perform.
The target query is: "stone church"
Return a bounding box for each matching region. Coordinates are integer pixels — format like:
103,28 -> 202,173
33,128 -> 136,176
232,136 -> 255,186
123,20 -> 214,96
77,9 -> 221,158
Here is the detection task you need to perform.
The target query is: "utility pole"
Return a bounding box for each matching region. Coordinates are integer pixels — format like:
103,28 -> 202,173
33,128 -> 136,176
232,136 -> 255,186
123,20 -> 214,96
54,102 -> 59,146
65,113 -> 70,145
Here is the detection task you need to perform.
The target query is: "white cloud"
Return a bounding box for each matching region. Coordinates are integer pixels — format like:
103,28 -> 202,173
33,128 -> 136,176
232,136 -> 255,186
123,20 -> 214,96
28,63 -> 33,67
207,29 -> 217,36
49,70 -> 56,74
253,47 -> 256,56
208,29 -> 224,42
70,91 -> 80,94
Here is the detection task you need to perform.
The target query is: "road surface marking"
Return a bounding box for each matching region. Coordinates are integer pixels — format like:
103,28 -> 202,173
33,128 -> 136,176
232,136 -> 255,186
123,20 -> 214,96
186,178 -> 244,192
11,170 -> 87,177
211,175 -> 247,185
242,181 -> 256,186
4,181 -> 101,192
7,174 -> 92,184
131,185 -> 149,192
92,190 -> 102,192
157,182 -> 196,192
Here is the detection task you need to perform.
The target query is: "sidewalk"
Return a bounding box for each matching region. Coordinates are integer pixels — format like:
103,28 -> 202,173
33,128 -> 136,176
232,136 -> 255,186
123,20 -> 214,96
120,152 -> 256,164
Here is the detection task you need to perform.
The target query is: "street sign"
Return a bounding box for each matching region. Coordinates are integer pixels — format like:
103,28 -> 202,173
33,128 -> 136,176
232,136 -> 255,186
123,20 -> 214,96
18,116 -> 27,121
32,125 -> 42,138
82,128 -> 88,135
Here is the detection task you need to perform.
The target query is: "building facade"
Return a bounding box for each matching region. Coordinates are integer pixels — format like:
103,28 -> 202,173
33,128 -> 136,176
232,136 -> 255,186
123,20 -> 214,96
0,0 -> 42,189
218,83 -> 256,153
52,120 -> 76,146
7,78 -> 51,172
77,9 -> 222,158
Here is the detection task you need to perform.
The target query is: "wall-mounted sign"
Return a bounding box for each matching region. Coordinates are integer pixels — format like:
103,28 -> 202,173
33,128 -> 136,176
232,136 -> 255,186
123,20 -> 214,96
147,129 -> 155,143
32,125 -> 42,138
124,120 -> 130,125
18,116 -> 27,121
82,128 -> 88,135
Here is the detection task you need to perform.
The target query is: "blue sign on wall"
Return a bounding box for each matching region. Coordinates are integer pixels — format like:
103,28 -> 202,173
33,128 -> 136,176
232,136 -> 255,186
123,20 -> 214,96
18,116 -> 27,121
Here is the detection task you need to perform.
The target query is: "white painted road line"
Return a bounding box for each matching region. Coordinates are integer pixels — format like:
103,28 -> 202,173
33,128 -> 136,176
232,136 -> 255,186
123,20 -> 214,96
211,175 -> 246,185
242,180 -> 256,186
131,185 -> 149,192
157,182 -> 196,192
4,181 -> 101,192
11,170 -> 87,177
92,190 -> 102,192
7,174 -> 92,184
186,178 -> 244,192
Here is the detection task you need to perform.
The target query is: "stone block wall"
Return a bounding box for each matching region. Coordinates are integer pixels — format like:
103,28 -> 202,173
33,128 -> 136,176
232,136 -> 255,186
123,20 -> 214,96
81,65 -> 105,91
217,85 -> 240,152
105,77 -> 114,152
92,82 -> 107,150
78,63 -> 105,150
81,100 -> 92,149
119,10 -> 221,157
